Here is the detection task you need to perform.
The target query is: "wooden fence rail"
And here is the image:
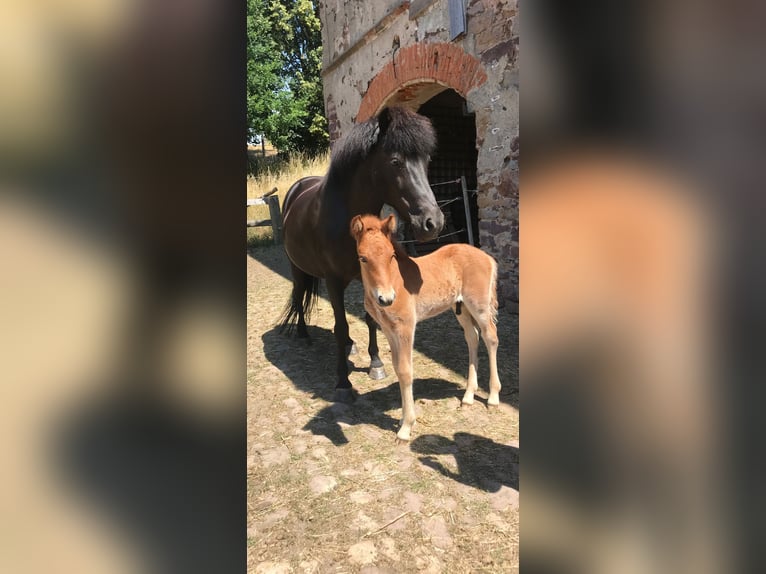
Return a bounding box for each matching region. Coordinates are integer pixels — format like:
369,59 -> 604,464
247,187 -> 282,244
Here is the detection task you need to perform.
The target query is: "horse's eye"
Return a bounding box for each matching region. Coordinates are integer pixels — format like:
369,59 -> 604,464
359,256 -> 367,263
390,157 -> 402,167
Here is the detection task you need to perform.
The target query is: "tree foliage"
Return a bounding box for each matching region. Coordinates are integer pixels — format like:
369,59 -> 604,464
247,0 -> 328,155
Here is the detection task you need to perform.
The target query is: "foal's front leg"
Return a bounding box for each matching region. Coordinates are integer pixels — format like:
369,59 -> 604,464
365,312 -> 387,380
388,328 -> 416,442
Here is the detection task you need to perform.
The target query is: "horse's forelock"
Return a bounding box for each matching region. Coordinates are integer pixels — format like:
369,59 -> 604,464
379,107 -> 436,158
329,108 -> 435,181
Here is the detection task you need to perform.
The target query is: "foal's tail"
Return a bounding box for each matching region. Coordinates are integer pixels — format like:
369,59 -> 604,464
278,274 -> 321,335
489,258 -> 499,325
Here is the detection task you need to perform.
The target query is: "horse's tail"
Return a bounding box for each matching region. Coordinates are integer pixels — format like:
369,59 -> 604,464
278,274 -> 321,335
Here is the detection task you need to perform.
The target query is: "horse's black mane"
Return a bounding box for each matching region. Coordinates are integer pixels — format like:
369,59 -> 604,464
328,107 -> 437,180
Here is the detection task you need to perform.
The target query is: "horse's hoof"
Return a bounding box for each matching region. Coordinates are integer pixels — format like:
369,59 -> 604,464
333,387 -> 358,404
346,342 -> 358,356
368,365 -> 387,380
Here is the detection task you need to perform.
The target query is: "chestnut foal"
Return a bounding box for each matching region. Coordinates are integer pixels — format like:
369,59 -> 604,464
351,214 -> 502,442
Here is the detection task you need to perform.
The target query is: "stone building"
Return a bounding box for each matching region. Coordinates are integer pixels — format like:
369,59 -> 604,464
317,0 -> 518,306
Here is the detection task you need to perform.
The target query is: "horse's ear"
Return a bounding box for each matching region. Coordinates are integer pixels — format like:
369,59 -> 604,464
383,214 -> 397,237
377,107 -> 392,136
350,215 -> 365,241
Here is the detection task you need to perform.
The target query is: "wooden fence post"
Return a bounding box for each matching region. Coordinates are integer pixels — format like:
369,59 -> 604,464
267,194 -> 282,244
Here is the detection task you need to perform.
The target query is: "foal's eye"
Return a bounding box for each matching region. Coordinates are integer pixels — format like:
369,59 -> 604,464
359,256 -> 367,263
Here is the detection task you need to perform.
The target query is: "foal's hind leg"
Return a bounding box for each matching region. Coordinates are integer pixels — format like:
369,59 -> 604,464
462,297 -> 502,406
365,312 -> 387,380
455,309 -> 480,405
477,314 -> 502,407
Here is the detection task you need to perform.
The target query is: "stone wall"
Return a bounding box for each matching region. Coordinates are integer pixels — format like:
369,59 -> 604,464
317,0 -> 518,305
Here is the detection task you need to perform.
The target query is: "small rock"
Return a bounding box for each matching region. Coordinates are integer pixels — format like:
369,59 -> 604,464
310,447 -> 328,461
348,540 -> 377,565
282,397 -> 302,410
380,507 -> 407,531
260,445 -> 290,467
422,515 -> 453,549
350,490 -> 374,504
256,508 -> 289,530
309,475 -> 337,495
254,561 -> 291,574
298,560 -> 318,573
403,491 -> 422,513
353,511 -> 378,532
378,536 -> 400,561
414,549 -> 443,574
490,485 -> 519,511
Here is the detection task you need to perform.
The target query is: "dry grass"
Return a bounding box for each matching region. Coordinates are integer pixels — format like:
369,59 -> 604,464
247,244 -> 519,573
247,151 -> 330,246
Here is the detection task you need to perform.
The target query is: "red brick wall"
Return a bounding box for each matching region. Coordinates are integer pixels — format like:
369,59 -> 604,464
356,43 -> 487,122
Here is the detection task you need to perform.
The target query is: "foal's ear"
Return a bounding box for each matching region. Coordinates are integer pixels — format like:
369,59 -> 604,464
383,214 -> 397,236
350,215 -> 365,241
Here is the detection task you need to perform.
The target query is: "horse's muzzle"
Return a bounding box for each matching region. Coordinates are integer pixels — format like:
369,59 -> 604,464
411,210 -> 444,241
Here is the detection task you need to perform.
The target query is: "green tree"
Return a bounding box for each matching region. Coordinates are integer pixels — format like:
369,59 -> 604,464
247,0 -> 328,155
246,0 -> 281,145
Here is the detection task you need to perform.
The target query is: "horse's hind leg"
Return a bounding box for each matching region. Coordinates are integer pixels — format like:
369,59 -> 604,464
365,312 -> 387,380
289,262 -> 311,339
455,308 -> 480,405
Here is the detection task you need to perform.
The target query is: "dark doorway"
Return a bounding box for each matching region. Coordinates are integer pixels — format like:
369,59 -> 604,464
415,89 -> 479,254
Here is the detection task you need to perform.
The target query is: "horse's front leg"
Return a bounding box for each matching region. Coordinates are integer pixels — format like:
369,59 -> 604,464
326,277 -> 356,403
388,329 -> 416,442
365,312 -> 387,380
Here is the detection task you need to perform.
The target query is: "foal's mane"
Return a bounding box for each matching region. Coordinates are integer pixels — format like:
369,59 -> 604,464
328,107 -> 437,181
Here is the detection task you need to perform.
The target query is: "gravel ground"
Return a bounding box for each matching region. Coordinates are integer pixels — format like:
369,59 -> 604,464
247,245 -> 519,573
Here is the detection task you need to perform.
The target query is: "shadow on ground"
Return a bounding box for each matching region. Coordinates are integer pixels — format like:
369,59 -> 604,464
251,245 -> 518,409
262,325 -> 466,445
410,431 -> 519,492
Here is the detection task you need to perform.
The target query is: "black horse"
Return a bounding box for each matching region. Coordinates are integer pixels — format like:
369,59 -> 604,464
279,106 -> 444,401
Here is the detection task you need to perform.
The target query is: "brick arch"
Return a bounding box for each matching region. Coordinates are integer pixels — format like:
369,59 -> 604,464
356,43 -> 487,122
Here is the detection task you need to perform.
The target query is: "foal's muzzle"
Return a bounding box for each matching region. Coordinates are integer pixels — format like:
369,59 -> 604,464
376,291 -> 395,307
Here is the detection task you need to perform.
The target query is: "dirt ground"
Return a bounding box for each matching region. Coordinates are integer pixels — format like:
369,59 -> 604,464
247,244 -> 519,573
